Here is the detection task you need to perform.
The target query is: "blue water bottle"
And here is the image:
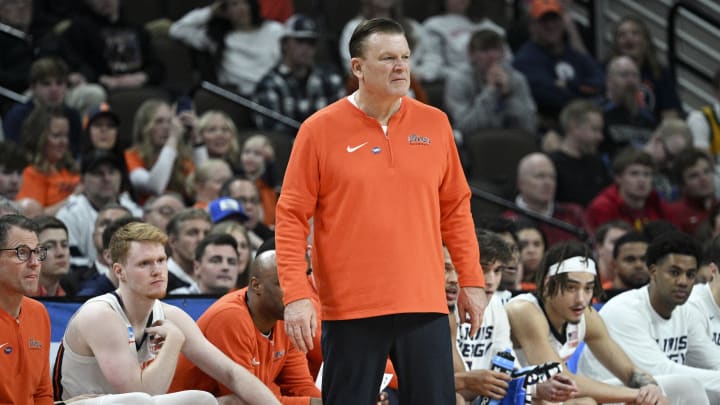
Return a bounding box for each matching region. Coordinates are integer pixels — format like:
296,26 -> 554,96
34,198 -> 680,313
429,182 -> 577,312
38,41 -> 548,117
477,349 -> 515,405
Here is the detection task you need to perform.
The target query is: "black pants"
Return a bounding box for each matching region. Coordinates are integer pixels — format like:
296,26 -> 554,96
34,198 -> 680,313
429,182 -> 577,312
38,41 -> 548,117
321,312 -> 455,405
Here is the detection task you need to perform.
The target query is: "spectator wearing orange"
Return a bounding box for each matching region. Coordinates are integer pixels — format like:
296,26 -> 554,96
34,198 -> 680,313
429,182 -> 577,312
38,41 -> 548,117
16,106 -> 80,216
170,248 -> 322,403
124,99 -> 206,203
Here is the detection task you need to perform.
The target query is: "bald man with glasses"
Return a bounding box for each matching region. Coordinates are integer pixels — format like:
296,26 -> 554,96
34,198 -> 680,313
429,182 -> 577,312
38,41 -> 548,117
0,214 -> 53,405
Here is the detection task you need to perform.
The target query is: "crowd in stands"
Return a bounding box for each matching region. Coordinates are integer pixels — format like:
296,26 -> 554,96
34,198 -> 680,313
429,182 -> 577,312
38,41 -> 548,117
4,0 -> 720,403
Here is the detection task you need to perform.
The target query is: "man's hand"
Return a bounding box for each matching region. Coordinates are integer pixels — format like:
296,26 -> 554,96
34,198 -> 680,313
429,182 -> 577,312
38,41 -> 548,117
634,384 -> 667,405
456,286 -> 487,336
462,369 -> 510,399
145,319 -> 185,351
535,374 -> 578,403
284,298 -> 316,353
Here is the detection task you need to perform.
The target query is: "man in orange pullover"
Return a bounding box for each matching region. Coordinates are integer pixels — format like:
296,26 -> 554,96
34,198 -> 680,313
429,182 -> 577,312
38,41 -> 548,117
0,215 -> 53,405
171,247 -> 321,404
276,17 -> 486,404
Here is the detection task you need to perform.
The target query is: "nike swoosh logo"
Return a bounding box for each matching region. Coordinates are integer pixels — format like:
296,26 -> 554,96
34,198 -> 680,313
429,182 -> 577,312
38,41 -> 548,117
346,142 -> 368,153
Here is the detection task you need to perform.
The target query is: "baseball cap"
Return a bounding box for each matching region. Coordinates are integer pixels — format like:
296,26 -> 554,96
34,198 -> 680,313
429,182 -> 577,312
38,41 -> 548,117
83,102 -> 120,130
81,149 -> 125,174
282,14 -> 318,39
530,0 -> 563,19
208,197 -> 249,223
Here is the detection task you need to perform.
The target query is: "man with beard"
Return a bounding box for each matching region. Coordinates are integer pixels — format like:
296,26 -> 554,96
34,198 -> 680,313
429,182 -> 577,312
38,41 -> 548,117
609,231 -> 649,293
507,241 -> 669,404
52,222 -> 280,404
599,56 -> 657,160
579,231 -> 719,403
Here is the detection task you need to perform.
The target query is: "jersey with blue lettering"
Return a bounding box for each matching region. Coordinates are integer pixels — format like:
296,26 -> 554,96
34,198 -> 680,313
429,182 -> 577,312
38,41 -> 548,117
577,285 -> 720,394
510,293 -> 586,367
455,293 -> 514,371
687,283 -> 720,346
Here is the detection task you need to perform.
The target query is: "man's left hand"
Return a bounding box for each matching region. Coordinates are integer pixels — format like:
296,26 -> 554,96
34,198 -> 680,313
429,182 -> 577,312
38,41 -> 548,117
456,286 -> 487,336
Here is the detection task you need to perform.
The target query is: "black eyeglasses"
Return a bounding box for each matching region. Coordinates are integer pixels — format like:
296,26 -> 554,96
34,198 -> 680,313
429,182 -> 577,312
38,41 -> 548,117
0,245 -> 48,262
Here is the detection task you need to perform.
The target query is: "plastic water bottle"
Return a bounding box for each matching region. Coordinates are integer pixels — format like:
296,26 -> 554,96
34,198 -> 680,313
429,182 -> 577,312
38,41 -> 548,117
477,349 -> 515,405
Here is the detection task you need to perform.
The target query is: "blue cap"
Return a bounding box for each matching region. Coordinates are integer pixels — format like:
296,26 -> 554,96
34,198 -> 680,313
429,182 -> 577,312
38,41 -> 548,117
208,197 -> 249,223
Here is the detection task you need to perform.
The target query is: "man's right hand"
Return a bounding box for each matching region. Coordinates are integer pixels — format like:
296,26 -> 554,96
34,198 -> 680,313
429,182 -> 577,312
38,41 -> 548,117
284,298 -> 316,353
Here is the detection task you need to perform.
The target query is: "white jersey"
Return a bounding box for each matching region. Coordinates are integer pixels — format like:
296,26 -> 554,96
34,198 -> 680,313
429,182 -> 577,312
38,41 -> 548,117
687,283 -> 720,346
510,293 -> 585,366
54,293 -> 165,400
455,293 -> 514,371
577,285 -> 720,395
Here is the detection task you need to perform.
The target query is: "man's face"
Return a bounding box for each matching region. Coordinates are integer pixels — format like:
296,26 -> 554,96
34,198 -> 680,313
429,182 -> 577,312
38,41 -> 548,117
83,163 -> 122,204
254,258 -> 285,321
682,158 -> 715,200
39,228 -> 70,278
284,37 -> 317,69
195,243 -> 239,294
32,76 -> 66,107
607,57 -> 640,103
469,46 -> 504,74
481,260 -> 505,299
546,272 -> 595,325
92,208 -> 130,254
597,227 -> 628,271
616,164 -> 653,201
352,32 -> 411,99
0,166 -> 22,199
116,241 -> 167,299
227,180 -> 261,226
444,248 -> 458,308
649,254 -> 697,310
0,226 -> 42,296
613,241 -> 649,289
143,195 -> 184,232
533,13 -> 565,48
518,158 -> 556,207
0,0 -> 32,30
569,112 -> 604,155
170,219 -> 211,263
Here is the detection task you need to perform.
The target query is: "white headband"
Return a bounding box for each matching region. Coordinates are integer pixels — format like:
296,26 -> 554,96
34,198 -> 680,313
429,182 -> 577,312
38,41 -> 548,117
547,256 -> 597,277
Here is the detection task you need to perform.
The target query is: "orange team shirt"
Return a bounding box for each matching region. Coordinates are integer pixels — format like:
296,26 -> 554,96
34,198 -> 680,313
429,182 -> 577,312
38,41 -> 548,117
0,297 -> 53,405
276,96 -> 484,321
170,288 -> 320,405
15,165 -> 79,207
257,178 -> 277,225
